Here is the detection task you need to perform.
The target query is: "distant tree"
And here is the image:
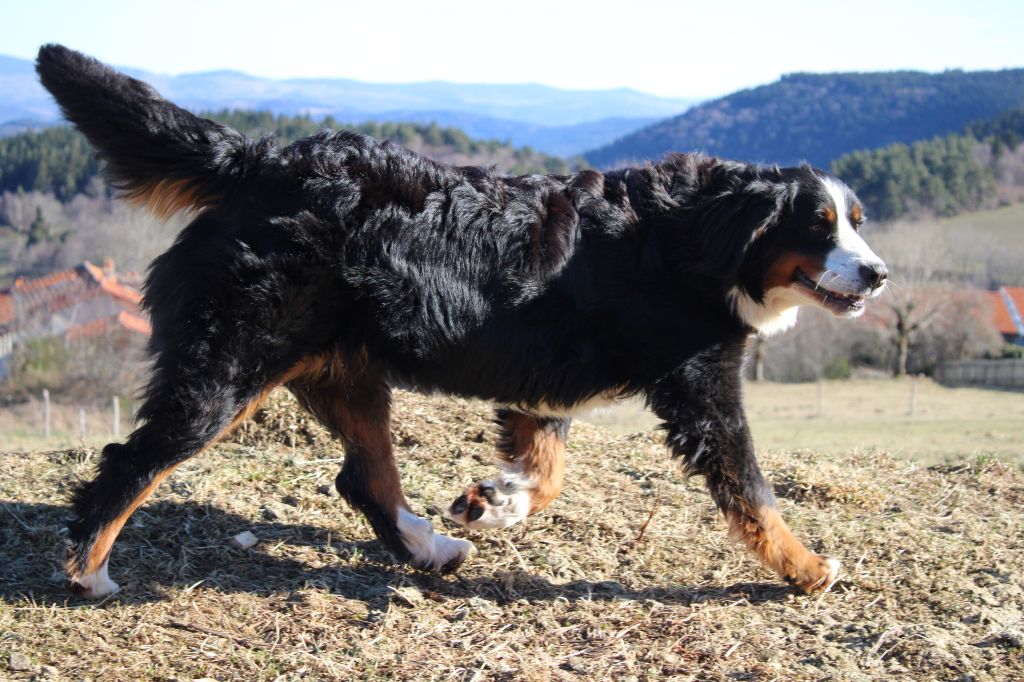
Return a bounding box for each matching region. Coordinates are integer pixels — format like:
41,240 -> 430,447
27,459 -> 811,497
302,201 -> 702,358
26,207 -> 52,246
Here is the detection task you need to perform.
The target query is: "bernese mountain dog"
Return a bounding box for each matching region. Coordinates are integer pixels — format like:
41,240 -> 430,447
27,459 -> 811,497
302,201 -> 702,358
36,45 -> 888,599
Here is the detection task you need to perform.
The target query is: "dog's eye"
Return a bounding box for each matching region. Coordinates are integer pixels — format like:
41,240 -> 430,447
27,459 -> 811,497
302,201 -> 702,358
852,217 -> 866,231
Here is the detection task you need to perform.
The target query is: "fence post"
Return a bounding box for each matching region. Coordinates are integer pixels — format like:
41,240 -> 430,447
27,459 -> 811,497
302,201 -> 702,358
42,388 -> 50,439
908,375 -> 918,416
112,395 -> 120,439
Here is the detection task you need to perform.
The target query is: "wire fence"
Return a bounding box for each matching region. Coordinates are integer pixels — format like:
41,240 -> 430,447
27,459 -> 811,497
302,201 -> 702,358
1,392 -> 135,446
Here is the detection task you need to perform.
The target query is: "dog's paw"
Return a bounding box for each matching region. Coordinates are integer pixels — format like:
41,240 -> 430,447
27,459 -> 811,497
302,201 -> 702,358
786,554 -> 841,594
67,560 -> 120,599
411,534 -> 476,574
396,508 -> 475,573
446,480 -> 530,530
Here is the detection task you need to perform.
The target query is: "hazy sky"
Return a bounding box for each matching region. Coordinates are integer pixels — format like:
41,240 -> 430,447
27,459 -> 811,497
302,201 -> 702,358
2,0 -> 1022,98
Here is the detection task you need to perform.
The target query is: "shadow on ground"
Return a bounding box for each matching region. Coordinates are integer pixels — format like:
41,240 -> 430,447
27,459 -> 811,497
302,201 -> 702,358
1,499 -> 794,608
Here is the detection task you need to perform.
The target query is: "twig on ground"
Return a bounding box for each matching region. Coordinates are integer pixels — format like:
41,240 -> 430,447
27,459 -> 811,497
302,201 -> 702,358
620,486 -> 660,553
163,619 -> 268,651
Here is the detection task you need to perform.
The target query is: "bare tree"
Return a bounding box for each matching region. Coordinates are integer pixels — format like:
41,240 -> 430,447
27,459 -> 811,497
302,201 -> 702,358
2,190 -> 184,282
868,222 -> 1000,376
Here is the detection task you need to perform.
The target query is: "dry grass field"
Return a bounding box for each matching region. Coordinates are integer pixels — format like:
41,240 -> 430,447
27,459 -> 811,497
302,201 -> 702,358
6,378 -> 1022,465
588,378 -> 1024,466
1,387 -> 1022,680
938,202 -> 1024,252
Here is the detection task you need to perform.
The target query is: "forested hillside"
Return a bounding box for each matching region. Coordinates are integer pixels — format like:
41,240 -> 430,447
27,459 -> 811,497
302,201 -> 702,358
585,69 -> 1024,169
0,111 -> 581,199
0,112 -> 582,288
832,108 -> 1024,220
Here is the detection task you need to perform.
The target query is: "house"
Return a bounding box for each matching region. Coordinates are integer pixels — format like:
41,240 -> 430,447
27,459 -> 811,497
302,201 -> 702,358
0,260 -> 150,379
986,286 -> 1024,346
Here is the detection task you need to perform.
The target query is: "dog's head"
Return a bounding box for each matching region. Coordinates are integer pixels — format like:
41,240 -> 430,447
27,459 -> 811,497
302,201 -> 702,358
664,160 -> 888,335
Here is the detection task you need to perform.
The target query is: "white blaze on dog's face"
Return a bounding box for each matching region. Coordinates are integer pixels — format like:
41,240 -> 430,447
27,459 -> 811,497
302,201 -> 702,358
731,173 -> 888,335
818,178 -> 887,302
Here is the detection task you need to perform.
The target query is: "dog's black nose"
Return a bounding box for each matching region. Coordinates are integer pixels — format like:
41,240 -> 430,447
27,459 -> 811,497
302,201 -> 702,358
860,262 -> 888,289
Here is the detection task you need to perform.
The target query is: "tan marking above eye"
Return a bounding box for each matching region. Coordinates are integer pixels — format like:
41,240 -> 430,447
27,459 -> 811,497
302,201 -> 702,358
851,204 -> 863,224
822,205 -> 836,224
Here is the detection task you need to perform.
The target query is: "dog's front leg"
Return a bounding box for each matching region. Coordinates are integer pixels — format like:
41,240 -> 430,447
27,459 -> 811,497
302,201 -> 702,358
648,351 -> 840,593
447,409 -> 570,530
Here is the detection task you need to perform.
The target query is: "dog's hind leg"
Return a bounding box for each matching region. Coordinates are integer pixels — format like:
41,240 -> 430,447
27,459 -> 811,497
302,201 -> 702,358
65,351 -> 313,598
288,357 -> 474,573
447,409 -> 570,530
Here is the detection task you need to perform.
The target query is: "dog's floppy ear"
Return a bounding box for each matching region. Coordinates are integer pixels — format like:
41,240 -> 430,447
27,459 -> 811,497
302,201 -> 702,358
688,179 -> 793,282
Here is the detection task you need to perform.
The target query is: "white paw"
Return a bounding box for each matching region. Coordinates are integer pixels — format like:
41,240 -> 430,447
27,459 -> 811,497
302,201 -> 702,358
792,555 -> 842,593
819,556 -> 842,593
396,508 -> 475,573
446,480 -> 531,529
70,560 -> 120,599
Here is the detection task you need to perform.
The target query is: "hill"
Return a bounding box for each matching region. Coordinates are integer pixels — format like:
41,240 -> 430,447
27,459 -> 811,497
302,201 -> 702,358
0,53 -> 692,155
585,69 -> 1024,169
1,389 -> 1022,679
0,111 -> 581,200
831,107 -> 1024,221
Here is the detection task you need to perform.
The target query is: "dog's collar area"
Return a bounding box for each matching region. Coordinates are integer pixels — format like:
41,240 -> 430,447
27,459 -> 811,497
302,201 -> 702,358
728,286 -> 801,336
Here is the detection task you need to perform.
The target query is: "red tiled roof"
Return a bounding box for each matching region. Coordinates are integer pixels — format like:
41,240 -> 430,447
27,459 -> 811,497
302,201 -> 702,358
1,260 -> 150,339
990,286 -> 1024,337
0,293 -> 13,326
1007,286 -> 1024,314
64,316 -> 112,341
118,311 -> 151,335
13,269 -> 78,294
65,311 -> 151,341
99,278 -> 143,304
987,291 -> 1016,335
81,261 -> 105,283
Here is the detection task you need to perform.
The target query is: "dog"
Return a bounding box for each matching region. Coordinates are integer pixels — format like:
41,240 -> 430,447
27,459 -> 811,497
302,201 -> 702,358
36,44 -> 888,599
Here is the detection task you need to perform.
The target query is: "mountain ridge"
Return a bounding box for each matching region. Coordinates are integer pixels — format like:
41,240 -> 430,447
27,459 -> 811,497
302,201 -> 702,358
0,54 -> 692,155
585,68 -> 1024,168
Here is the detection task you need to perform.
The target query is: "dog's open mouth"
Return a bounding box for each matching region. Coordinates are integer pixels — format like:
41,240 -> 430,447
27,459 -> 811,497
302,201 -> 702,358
794,269 -> 866,315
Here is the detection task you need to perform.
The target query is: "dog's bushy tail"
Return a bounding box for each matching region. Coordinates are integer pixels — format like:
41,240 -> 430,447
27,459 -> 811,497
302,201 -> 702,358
36,44 -> 257,217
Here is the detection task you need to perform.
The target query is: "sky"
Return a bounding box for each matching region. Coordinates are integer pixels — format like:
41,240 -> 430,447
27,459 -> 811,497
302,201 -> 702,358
2,0 -> 1022,99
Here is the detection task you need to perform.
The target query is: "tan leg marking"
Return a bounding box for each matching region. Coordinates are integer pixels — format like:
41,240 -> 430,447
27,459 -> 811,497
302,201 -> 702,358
501,411 -> 566,514
449,412 -> 567,529
82,467 -> 178,575
728,505 -> 840,593
289,352 -> 473,572
72,356 -> 322,590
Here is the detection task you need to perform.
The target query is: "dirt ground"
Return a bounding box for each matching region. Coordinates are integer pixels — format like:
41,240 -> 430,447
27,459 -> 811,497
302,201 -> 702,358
1,390 -> 1022,680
